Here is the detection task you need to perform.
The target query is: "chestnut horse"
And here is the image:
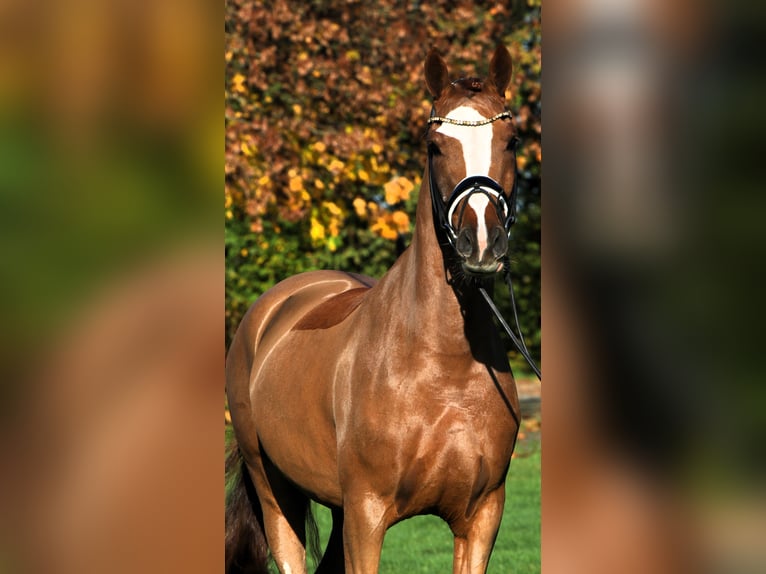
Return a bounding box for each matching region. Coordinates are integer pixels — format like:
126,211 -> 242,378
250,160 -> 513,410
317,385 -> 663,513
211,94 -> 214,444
226,45 -> 522,574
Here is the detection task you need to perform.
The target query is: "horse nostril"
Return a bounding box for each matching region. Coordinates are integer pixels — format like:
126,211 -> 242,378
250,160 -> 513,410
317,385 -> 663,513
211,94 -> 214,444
490,226 -> 508,258
456,229 -> 473,258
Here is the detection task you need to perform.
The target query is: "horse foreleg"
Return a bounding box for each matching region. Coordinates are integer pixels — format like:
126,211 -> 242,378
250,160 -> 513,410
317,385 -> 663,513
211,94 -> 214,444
452,536 -> 468,574
341,493 -> 388,574
452,487 -> 505,574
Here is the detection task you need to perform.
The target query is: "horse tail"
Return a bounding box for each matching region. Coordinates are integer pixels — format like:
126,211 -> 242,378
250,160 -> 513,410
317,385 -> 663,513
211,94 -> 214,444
225,441 -> 270,574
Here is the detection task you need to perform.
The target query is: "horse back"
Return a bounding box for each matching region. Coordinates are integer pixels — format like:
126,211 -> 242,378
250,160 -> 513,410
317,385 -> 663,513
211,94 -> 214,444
226,271 -> 375,443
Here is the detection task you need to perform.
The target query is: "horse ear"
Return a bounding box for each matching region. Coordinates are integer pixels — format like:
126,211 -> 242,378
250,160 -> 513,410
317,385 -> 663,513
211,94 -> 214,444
489,44 -> 513,98
425,48 -> 450,98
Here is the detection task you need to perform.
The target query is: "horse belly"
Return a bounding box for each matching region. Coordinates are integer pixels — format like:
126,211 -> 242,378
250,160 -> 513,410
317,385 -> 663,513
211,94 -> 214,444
251,329 -> 347,506
227,271 -> 374,507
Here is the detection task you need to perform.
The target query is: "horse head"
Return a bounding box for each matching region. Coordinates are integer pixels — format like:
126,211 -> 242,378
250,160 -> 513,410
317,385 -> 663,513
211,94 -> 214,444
424,45 -> 518,277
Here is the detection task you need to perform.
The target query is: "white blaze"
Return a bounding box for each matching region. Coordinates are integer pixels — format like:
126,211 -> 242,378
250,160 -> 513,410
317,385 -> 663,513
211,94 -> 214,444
468,193 -> 490,252
434,105 -> 493,176
436,106 -> 494,252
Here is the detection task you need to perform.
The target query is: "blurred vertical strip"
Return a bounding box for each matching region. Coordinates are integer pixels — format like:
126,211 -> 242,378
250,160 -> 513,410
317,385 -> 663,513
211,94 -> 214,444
544,0 -> 766,571
0,0 -> 221,571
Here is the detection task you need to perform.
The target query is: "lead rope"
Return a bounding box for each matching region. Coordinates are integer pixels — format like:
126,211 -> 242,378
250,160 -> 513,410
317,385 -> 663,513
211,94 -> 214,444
478,260 -> 542,380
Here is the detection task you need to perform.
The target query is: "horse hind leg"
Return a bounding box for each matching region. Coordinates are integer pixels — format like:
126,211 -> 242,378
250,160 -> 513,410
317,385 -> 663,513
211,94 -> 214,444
315,507 -> 345,574
247,452 -> 314,574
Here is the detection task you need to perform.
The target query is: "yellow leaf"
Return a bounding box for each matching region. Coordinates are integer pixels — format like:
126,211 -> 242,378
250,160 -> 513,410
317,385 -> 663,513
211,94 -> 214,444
384,180 -> 400,205
380,227 -> 397,240
392,210 -> 410,232
371,215 -> 398,240
289,176 -> 304,193
323,201 -> 342,216
313,141 -> 327,153
232,73 -> 246,94
310,217 -> 325,241
359,66 -> 373,85
358,169 -> 369,182
328,159 -> 345,174
398,177 -> 414,198
384,176 -> 414,205
353,197 -> 367,217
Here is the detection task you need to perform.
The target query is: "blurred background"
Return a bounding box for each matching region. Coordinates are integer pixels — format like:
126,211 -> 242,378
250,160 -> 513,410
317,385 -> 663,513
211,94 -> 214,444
0,0 -> 221,571
543,0 -> 766,571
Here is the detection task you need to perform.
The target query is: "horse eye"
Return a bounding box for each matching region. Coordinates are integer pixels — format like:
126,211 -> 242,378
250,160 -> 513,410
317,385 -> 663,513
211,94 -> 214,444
506,136 -> 520,151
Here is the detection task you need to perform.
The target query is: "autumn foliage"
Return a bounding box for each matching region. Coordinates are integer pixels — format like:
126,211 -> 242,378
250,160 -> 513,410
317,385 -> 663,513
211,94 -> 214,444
225,0 -> 541,365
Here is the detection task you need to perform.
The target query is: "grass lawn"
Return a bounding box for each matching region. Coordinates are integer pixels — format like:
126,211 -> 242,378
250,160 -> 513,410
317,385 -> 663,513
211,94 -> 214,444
227,420 -> 540,574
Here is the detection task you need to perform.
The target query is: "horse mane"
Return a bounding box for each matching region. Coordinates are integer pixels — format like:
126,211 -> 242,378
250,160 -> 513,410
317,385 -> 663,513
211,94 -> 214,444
451,77 -> 484,93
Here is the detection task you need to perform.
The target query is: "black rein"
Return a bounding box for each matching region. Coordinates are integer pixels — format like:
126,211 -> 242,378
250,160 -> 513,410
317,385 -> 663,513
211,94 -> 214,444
427,106 -> 541,381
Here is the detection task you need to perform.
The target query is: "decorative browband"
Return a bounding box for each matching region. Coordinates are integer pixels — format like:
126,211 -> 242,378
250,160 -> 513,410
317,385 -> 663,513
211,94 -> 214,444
426,111 -> 512,127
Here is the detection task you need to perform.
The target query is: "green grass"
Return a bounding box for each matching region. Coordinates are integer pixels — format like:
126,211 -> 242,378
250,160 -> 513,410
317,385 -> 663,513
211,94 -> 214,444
227,427 -> 540,574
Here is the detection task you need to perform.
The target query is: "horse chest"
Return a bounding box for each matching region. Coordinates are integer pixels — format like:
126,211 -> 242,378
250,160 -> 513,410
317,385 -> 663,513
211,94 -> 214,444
390,412 -> 512,522
343,379 -> 515,521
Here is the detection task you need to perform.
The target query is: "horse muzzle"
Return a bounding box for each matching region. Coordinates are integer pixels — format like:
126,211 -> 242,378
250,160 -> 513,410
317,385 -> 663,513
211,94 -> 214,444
445,176 -> 512,275
455,224 -> 508,275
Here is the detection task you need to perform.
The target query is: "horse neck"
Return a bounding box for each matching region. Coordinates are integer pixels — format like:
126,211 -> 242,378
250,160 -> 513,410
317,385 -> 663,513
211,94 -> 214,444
375,169 -> 500,360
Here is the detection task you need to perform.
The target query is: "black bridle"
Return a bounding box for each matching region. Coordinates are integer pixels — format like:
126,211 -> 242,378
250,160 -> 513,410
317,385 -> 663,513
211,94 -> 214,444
426,107 -> 518,249
426,105 -> 541,381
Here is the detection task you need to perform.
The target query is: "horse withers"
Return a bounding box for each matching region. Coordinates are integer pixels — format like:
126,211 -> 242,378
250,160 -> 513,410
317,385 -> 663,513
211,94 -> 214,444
226,45 -> 523,574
